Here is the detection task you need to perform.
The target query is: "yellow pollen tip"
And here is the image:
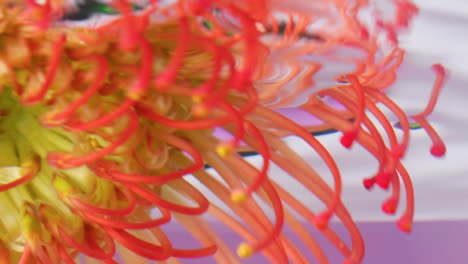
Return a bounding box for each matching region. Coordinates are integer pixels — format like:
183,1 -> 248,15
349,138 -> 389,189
192,95 -> 203,103
127,90 -> 143,100
237,242 -> 253,258
216,143 -> 233,158
52,176 -> 75,196
231,190 -> 247,204
192,105 -> 208,118
89,138 -> 102,149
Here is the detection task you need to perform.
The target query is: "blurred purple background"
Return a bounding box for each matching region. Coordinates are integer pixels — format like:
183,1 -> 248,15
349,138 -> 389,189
162,221 -> 468,264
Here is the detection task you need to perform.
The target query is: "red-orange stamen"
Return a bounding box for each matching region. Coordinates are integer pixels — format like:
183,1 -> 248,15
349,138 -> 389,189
45,55 -> 109,125
105,228 -> 171,260
415,64 -> 446,118
154,14 -> 190,91
172,245 -> 218,258
70,188 -> 136,216
384,171 -> 401,214
411,64 -> 447,157
256,106 -> 343,229
58,227 -> 115,260
0,155 -> 40,192
25,0 -> 54,30
368,90 -> 410,157
18,244 -> 31,264
336,74 -> 366,149
395,163 -> 414,232
104,132 -> 203,184
412,116 -> 446,157
232,121 -> 269,199
57,243 -> 77,264
66,99 -> 136,131
80,207 -> 171,230
22,34 -> 66,104
238,179 -> 285,256
114,0 -> 140,50
127,182 -> 209,215
128,37 -> 154,99
48,111 -> 138,169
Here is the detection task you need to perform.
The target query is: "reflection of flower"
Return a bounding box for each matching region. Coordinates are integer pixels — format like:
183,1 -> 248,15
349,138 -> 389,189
0,0 -> 446,263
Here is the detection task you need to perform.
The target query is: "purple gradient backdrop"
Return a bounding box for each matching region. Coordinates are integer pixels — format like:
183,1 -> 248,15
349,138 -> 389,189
161,221 -> 468,264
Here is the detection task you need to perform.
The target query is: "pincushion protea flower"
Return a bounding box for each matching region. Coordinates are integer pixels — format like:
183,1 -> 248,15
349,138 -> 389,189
0,0 -> 446,263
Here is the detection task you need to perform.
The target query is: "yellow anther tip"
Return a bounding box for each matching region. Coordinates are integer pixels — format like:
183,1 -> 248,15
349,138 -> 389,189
231,190 -> 247,204
127,90 -> 143,101
52,176 -> 74,196
192,105 -> 208,118
237,243 -> 253,258
89,138 -> 101,149
192,95 -> 203,103
216,144 -> 233,158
